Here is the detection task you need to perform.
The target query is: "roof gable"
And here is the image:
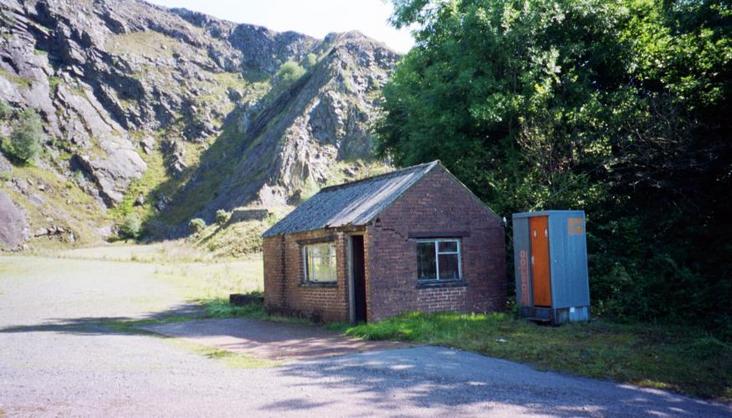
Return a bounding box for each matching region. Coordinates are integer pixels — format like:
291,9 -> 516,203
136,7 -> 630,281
262,161 -> 439,237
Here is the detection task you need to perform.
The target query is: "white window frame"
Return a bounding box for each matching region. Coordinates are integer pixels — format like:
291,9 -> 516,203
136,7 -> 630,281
416,238 -> 462,281
302,242 -> 337,283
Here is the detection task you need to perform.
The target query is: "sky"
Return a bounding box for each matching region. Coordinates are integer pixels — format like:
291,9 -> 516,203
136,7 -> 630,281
146,0 -> 415,53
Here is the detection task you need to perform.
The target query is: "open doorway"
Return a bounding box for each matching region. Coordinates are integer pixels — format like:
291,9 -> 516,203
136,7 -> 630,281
350,235 -> 367,323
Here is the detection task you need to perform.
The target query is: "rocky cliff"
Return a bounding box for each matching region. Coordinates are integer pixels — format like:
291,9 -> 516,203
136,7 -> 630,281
0,0 -> 398,249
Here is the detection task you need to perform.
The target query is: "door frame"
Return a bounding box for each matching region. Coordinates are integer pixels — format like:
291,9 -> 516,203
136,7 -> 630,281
347,233 -> 366,323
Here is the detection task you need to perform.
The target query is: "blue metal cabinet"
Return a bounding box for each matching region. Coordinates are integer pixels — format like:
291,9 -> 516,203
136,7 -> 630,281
512,210 -> 590,324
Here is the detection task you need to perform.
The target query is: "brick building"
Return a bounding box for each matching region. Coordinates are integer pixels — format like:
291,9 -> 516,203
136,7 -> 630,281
261,161 -> 506,323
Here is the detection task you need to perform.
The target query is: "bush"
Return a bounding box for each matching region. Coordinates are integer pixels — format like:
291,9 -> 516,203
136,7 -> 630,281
275,61 -> 306,84
0,100 -> 11,120
215,209 -> 230,226
119,213 -> 142,239
304,53 -> 318,68
1,108 -> 44,164
189,218 -> 206,234
376,0 -> 732,330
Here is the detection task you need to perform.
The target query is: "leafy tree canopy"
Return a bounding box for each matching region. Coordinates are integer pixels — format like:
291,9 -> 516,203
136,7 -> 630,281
276,60 -> 306,84
2,108 -> 44,164
378,0 -> 731,328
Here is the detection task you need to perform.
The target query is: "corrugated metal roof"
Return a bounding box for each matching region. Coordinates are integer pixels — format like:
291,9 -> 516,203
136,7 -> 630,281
512,210 -> 585,219
262,161 -> 440,237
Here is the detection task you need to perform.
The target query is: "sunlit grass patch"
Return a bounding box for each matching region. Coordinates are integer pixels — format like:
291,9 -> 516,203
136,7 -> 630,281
168,339 -> 280,369
152,255 -> 263,301
100,315 -> 199,334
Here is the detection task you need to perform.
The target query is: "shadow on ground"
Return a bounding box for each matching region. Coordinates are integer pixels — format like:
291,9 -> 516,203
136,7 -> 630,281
265,346 -> 731,417
0,302 -> 203,336
2,304 -> 729,417
141,317 -> 405,360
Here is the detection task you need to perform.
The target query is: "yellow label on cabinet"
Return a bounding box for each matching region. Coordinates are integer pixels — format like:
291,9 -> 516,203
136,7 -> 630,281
568,217 -> 584,235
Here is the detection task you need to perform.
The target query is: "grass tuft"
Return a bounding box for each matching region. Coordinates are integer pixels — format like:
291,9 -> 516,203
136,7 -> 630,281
200,297 -> 310,325
202,297 -> 268,319
167,339 -> 280,368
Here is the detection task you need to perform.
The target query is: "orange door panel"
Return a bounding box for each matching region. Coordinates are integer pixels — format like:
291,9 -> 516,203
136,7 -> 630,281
530,216 -> 552,307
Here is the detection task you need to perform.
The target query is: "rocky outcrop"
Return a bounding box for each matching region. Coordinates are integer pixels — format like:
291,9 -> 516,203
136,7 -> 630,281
0,0 -> 398,241
160,138 -> 186,176
0,155 -> 11,175
71,142 -> 146,206
172,7 -> 318,74
0,0 -> 249,209
176,31 -> 399,219
229,207 -> 270,223
0,190 -> 29,250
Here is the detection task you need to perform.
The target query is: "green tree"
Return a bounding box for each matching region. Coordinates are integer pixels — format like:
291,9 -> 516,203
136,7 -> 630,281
119,213 -> 142,239
275,60 -> 306,84
215,209 -> 230,226
189,218 -> 206,234
378,0 -> 731,326
304,53 -> 318,68
2,108 -> 44,164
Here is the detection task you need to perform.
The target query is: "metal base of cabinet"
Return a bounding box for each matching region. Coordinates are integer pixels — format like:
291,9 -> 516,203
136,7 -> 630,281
520,305 -> 590,325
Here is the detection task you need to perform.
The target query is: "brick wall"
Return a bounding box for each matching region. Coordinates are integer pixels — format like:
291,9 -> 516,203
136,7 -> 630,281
367,165 -> 506,321
263,229 -> 352,322
263,164 -> 506,323
262,236 -> 285,309
417,286 -> 468,312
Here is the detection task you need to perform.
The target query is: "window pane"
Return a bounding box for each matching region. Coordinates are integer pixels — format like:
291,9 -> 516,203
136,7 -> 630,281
306,243 -> 336,282
438,241 -> 458,253
417,242 -> 436,280
438,253 -> 460,280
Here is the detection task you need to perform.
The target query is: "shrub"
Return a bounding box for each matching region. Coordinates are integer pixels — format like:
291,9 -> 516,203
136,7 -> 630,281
215,209 -> 230,226
48,76 -> 61,93
119,213 -> 142,239
304,53 -> 318,68
189,218 -> 206,234
275,61 -> 306,84
1,108 -> 44,164
0,100 -> 11,120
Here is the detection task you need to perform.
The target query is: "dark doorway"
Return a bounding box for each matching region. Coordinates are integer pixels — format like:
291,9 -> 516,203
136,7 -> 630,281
351,235 -> 367,323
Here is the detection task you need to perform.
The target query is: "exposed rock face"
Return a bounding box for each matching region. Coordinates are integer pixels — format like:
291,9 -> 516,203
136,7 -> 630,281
0,0 -> 398,241
172,8 -> 318,74
0,155 -> 11,175
0,190 -> 29,250
71,144 -> 146,206
160,138 -> 186,176
0,0 -> 240,206
172,31 -> 399,222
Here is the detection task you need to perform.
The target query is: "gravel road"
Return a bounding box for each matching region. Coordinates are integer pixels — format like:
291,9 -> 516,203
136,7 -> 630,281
1,255 -> 729,417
